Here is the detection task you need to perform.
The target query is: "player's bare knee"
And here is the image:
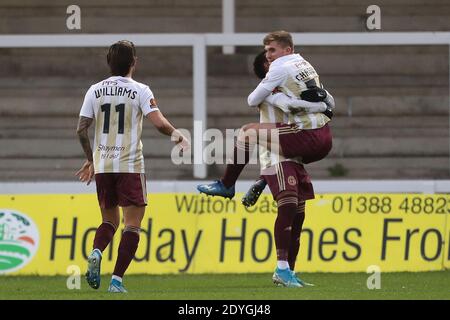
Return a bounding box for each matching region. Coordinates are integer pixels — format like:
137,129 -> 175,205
101,206 -> 120,227
122,206 -> 146,228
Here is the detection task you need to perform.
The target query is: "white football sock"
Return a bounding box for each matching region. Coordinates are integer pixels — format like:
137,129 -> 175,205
277,261 -> 289,270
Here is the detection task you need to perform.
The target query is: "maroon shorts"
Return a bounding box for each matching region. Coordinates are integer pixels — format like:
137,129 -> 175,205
277,123 -> 332,164
262,161 -> 315,201
95,173 -> 147,209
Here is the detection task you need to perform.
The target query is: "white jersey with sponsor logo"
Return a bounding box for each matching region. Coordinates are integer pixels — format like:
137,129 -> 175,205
79,76 -> 159,174
260,53 -> 330,129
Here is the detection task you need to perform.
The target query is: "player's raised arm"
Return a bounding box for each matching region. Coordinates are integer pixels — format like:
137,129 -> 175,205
265,92 -> 327,113
247,67 -> 284,107
272,87 -> 335,113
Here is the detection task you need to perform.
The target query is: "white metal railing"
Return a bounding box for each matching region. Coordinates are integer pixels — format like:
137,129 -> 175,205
222,0 -> 235,54
1,180 -> 450,194
1,32 -> 450,178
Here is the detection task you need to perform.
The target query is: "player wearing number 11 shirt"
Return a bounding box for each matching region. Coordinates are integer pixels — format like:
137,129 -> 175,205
75,40 -> 189,293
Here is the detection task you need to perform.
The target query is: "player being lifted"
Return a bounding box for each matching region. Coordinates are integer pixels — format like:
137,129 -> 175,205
241,50 -> 334,208
198,32 -> 335,287
198,30 -> 333,198
76,40 -> 189,293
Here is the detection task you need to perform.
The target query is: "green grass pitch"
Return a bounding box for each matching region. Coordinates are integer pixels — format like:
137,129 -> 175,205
1,271 -> 449,300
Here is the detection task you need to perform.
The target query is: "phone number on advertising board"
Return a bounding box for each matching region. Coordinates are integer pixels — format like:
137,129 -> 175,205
331,196 -> 450,214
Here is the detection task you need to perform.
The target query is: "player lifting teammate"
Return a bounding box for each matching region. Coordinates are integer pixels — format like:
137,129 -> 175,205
198,31 -> 335,287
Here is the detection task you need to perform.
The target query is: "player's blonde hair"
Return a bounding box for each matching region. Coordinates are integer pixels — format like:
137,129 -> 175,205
263,31 -> 294,50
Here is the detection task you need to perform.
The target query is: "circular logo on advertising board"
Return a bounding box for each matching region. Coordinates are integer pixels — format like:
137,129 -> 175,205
0,209 -> 39,274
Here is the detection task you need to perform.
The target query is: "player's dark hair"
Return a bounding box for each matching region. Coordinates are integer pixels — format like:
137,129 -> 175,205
253,51 -> 268,80
107,40 -> 136,76
263,30 -> 294,50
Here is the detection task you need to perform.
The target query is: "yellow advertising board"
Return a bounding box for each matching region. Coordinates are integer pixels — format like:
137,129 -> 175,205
0,193 -> 448,275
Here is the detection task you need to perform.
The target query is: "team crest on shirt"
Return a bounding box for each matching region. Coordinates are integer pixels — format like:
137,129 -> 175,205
288,176 -> 297,186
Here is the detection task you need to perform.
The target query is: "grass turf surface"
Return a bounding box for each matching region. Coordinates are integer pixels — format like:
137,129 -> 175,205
0,271 -> 449,300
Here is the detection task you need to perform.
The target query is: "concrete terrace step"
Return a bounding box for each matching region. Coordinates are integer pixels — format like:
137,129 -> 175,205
1,156 -> 447,171
2,127 -> 447,139
0,158 -> 173,170
0,116 -> 447,139
0,136 -> 447,159
236,3 -> 450,17
305,157 -> 450,179
236,16 -> 450,32
1,1 -> 449,33
0,75 -> 446,96
0,77 -> 194,97
0,156 -> 448,181
213,156 -> 450,179
2,114 -> 448,128
238,0 -> 450,7
0,47 -> 193,78
0,94 -> 447,117
329,137 -> 448,157
1,18 -> 448,34
0,137 -> 176,158
0,125 -> 446,140
0,75 -> 445,94
2,0 -> 449,8
0,0 -> 219,6
211,48 -> 449,77
1,46 -> 447,77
